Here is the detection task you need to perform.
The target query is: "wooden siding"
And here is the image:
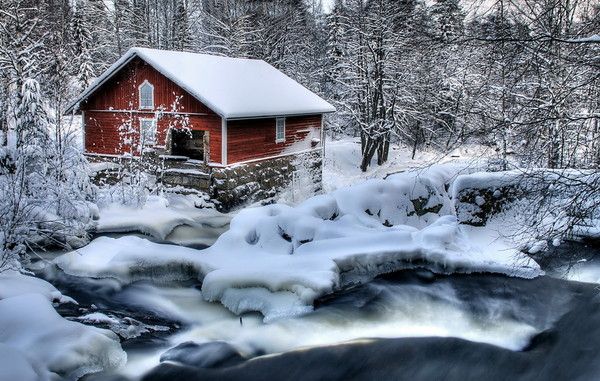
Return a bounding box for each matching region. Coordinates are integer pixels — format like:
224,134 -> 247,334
84,111 -> 222,162
227,115 -> 322,164
81,57 -> 215,114
80,57 -> 223,163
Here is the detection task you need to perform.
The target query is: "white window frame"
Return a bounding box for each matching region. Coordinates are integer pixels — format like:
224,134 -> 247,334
275,117 -> 286,143
139,117 -> 157,146
138,80 -> 154,110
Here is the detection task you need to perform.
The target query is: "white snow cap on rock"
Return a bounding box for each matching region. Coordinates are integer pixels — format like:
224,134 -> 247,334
67,47 -> 336,118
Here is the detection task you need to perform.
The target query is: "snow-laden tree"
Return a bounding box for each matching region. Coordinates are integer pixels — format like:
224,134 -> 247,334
0,2 -> 97,271
70,1 -> 96,89
0,78 -> 97,271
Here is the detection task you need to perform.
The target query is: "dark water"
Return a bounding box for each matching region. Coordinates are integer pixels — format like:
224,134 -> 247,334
142,271 -> 600,381
38,241 -> 600,381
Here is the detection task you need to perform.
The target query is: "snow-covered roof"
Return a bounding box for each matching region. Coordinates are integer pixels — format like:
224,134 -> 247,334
67,47 -> 335,119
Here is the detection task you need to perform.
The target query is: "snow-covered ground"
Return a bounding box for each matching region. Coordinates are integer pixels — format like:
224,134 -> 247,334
322,138 -> 494,192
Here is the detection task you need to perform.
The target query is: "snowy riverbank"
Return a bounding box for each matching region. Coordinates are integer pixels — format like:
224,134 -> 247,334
55,163 -> 542,321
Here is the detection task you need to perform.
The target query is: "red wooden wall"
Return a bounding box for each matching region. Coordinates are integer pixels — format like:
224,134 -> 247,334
227,115 -> 322,164
81,58 -> 222,163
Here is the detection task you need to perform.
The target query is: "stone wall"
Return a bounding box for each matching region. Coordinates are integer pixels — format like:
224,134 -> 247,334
211,150 -> 323,210
455,185 -> 524,226
453,172 -> 525,226
88,150 -> 323,211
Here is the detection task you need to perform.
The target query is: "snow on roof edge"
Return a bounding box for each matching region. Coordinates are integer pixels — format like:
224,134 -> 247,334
65,47 -> 336,118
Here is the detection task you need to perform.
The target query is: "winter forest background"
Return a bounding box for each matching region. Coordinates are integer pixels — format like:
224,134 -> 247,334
0,0 -> 599,269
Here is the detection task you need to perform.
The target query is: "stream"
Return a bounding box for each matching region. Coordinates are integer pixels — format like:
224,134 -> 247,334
32,236 -> 600,381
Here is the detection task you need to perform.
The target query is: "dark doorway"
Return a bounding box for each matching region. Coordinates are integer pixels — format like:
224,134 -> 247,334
171,129 -> 204,160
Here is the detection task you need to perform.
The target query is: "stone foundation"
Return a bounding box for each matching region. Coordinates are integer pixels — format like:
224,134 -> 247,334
88,150 -> 323,211
211,151 -> 323,210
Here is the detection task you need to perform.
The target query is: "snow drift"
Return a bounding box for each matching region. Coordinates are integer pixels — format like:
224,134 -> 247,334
55,165 -> 542,321
0,293 -> 126,380
0,270 -> 76,304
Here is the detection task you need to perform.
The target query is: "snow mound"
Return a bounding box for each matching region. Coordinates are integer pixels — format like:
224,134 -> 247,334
0,294 -> 126,379
56,165 -> 541,321
97,195 -> 230,243
0,270 -> 76,304
0,343 -> 50,381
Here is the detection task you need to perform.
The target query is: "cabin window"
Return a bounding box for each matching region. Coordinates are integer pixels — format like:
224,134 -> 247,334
275,118 -> 286,143
139,80 -> 154,109
139,118 -> 156,146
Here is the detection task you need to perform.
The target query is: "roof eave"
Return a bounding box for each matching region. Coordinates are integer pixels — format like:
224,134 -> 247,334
63,51 -> 139,115
225,108 -> 336,120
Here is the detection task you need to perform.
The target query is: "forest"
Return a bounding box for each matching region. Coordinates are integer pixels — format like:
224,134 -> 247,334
1,0 -> 598,169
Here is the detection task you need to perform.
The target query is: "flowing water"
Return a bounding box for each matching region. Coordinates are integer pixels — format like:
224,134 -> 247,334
33,238 -> 600,381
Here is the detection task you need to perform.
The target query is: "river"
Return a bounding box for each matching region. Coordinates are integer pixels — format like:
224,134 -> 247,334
33,237 -> 600,381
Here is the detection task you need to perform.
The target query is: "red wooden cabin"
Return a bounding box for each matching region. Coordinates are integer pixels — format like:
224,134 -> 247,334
66,48 -> 335,167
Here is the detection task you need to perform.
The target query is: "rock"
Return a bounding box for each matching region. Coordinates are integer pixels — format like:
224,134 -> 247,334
159,341 -> 245,369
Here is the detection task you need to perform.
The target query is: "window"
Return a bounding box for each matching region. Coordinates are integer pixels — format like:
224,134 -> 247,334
139,118 -> 156,146
275,117 -> 285,143
139,80 -> 154,109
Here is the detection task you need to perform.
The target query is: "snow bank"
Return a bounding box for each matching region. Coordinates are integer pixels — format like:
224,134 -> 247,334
0,294 -> 126,380
0,270 -> 76,304
56,164 -> 541,321
0,343 -> 50,381
97,194 -> 231,244
454,169 -> 600,242
322,138 -> 492,192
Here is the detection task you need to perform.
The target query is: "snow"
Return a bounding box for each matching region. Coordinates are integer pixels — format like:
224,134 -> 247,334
96,194 -> 231,244
568,34 -> 600,43
0,294 -> 126,380
572,219 -> 600,240
454,169 -> 600,243
55,163 -> 542,321
73,312 -> 169,339
322,138 -> 493,192
89,161 -> 120,173
67,47 -> 336,119
0,343 -> 49,381
76,312 -> 120,325
162,168 -> 209,176
452,169 -> 524,197
0,270 -> 76,304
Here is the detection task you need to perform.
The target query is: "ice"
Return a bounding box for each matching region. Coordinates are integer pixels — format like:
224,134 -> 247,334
0,294 -> 126,379
75,312 -> 120,325
67,47 -> 335,118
